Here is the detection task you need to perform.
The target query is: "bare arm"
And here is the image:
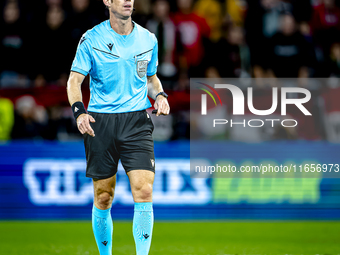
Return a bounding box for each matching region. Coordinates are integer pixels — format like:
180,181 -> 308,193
67,71 -> 95,137
67,71 -> 85,105
147,74 -> 170,116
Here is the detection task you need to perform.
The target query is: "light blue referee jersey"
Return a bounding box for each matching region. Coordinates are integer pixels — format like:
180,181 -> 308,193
71,20 -> 158,113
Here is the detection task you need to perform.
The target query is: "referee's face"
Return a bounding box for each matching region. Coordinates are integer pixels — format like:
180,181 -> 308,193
108,0 -> 134,18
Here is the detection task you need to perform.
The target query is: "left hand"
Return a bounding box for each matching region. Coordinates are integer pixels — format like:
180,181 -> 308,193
154,95 -> 170,116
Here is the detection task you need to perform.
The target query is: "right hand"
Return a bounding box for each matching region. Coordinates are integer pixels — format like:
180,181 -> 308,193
77,114 -> 96,137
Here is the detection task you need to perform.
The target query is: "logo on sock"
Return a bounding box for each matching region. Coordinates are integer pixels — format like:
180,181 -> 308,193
102,241 -> 108,246
143,234 -> 150,239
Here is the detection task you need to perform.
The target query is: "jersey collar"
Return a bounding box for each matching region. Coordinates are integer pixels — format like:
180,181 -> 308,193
106,19 -> 136,40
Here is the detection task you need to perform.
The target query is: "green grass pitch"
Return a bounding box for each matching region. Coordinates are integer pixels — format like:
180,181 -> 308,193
0,221 -> 339,254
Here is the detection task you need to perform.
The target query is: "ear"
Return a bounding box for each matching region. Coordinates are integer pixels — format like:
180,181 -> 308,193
103,0 -> 111,9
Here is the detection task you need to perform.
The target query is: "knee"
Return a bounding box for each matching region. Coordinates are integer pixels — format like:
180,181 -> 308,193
95,191 -> 113,209
134,183 -> 153,202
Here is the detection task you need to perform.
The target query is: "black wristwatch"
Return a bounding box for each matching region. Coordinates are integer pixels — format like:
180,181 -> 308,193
155,91 -> 168,99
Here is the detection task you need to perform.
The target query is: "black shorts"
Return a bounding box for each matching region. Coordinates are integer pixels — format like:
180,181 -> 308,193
83,110 -> 155,179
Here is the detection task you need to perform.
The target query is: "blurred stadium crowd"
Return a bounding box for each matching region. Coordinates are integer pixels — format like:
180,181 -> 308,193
1,0 -> 340,142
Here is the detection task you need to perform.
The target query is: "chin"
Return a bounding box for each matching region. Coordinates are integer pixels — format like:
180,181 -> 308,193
121,14 -> 131,20
120,10 -> 132,17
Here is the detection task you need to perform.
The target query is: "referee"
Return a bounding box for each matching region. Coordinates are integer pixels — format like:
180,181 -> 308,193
66,0 -> 170,254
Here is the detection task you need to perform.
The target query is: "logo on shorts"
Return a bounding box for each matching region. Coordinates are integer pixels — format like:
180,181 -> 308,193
137,60 -> 148,78
150,159 -> 155,167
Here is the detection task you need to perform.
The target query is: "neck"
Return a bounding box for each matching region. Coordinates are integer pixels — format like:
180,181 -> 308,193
109,13 -> 133,35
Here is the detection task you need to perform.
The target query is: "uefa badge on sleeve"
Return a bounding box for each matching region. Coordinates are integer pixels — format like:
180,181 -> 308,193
137,60 -> 148,78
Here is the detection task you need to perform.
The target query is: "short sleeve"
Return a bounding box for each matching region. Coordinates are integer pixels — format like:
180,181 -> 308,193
71,34 -> 92,76
147,35 -> 158,77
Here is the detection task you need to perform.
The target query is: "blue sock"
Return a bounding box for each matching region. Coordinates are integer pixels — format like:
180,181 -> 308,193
133,202 -> 154,255
92,205 -> 113,255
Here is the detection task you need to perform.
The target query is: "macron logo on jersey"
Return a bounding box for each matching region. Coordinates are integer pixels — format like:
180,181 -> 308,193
107,43 -> 114,51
